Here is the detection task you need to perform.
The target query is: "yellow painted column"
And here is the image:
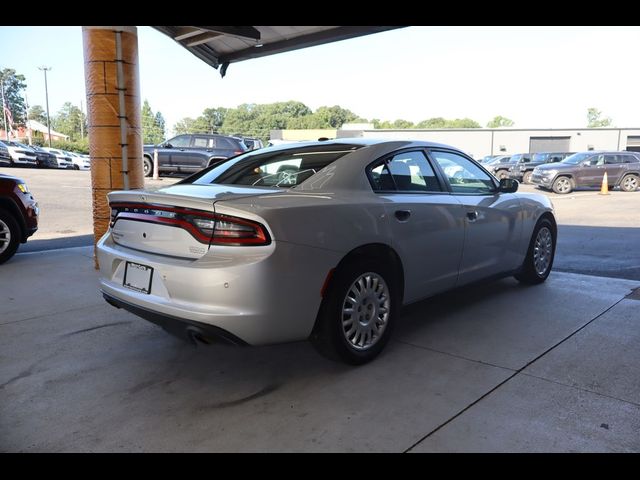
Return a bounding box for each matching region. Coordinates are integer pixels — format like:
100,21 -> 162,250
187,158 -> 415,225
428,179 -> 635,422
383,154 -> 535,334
82,26 -> 144,267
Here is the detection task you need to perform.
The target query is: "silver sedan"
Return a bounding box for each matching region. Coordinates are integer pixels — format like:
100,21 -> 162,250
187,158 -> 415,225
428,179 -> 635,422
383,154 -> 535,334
98,139 -> 557,364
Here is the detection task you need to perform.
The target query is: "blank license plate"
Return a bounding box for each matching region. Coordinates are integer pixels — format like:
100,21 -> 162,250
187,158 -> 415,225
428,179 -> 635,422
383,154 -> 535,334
123,261 -> 153,294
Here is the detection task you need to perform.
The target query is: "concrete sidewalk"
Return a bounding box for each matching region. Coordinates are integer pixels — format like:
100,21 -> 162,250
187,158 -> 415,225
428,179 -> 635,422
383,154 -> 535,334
1,247 -> 639,452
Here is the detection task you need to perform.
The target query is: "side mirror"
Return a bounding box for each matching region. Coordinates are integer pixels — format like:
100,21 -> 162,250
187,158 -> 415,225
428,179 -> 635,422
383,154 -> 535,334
498,178 -> 518,193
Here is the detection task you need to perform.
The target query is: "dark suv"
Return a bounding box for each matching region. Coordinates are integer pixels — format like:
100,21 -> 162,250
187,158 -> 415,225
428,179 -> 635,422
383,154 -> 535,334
485,154 -> 523,179
0,141 -> 11,166
508,152 -> 573,184
142,134 -> 248,177
0,173 -> 39,263
531,151 -> 640,194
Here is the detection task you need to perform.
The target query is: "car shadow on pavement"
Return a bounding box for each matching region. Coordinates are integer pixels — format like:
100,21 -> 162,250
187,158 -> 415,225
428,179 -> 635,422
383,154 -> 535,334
18,234 -> 94,253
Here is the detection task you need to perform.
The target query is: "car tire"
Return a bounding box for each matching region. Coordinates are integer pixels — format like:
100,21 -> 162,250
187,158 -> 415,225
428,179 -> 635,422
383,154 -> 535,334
143,156 -> 153,177
74,165 -> 80,170
552,176 -> 573,194
522,171 -> 533,184
514,217 -> 556,285
0,208 -> 21,265
310,258 -> 399,365
620,174 -> 639,192
496,169 -> 508,180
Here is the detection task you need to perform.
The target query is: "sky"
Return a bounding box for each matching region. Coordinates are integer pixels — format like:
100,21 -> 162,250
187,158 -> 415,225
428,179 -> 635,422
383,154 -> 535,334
1,26 -> 639,136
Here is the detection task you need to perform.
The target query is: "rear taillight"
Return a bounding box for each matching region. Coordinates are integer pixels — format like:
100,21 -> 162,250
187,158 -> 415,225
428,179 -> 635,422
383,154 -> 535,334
109,203 -> 270,246
208,214 -> 269,246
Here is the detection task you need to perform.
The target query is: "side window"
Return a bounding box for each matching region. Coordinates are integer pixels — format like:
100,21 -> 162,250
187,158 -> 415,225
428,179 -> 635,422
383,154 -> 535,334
168,135 -> 190,148
604,155 -> 622,164
430,150 -> 496,194
369,151 -> 441,192
192,137 -> 209,148
622,154 -> 640,163
370,163 -> 394,191
387,151 -> 441,192
216,137 -> 236,149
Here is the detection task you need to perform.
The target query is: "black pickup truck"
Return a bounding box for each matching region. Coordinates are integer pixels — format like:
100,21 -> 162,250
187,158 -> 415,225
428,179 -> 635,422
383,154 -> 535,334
143,133 -> 248,176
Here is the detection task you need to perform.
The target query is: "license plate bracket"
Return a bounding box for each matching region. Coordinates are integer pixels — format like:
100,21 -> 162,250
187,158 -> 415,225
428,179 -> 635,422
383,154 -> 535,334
123,261 -> 154,294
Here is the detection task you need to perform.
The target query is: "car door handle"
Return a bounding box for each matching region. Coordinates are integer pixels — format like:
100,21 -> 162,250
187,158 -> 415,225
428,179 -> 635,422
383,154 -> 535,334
466,211 -> 478,222
395,210 -> 411,222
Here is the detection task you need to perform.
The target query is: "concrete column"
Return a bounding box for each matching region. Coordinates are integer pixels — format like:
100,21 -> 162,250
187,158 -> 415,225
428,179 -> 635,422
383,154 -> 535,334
82,26 -> 144,267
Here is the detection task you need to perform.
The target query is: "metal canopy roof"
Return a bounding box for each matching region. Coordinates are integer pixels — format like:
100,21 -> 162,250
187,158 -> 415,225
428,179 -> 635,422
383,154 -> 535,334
152,26 -> 406,77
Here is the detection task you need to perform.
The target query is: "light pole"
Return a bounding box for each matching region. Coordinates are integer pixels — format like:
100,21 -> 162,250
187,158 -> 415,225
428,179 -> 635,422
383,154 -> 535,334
38,66 -> 52,147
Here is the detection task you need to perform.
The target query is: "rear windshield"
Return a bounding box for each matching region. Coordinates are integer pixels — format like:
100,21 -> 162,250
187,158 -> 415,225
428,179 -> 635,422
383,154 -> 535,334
186,144 -> 362,188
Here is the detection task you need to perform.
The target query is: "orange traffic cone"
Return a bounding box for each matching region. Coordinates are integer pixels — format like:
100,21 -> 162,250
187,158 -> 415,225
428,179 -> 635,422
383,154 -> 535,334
600,171 -> 610,195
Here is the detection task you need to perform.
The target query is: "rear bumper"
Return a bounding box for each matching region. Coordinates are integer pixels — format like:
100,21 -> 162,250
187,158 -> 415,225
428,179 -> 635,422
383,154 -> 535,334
96,232 -> 341,345
102,292 -> 247,345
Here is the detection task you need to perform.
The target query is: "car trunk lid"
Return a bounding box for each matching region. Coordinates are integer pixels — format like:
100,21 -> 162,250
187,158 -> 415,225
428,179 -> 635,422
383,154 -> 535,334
108,184 -> 281,258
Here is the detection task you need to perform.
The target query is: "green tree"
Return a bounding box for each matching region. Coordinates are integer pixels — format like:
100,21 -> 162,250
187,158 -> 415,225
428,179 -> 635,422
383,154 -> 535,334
154,112 -> 166,141
391,119 -> 415,128
141,100 -> 165,144
200,107 -> 227,132
486,115 -> 515,128
28,105 -> 47,123
51,101 -> 86,141
313,105 -> 358,128
416,117 -> 447,128
447,118 -> 481,128
173,116 -> 211,135
0,68 -> 28,127
587,107 -> 612,127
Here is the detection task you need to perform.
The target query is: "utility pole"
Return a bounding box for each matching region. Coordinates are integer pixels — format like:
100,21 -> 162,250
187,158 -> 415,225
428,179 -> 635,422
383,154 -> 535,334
38,66 -> 52,147
0,75 -> 8,141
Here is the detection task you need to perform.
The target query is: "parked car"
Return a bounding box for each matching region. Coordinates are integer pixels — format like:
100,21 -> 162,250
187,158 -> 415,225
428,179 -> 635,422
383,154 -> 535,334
238,137 -> 264,150
0,141 -> 12,167
508,152 -> 574,184
480,155 -> 500,163
531,151 -> 640,194
29,146 -> 59,168
98,139 -> 557,364
484,154 -> 516,179
0,173 -> 39,264
41,147 -> 74,169
4,141 -> 38,167
142,134 -> 248,177
63,150 -> 90,170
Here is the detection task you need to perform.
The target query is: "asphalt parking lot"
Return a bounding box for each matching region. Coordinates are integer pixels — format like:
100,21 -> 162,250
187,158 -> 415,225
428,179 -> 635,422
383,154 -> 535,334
1,166 -> 640,452
1,246 -> 639,452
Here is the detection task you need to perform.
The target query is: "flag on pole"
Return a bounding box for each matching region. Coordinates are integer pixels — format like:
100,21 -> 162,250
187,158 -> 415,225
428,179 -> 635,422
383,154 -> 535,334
3,104 -> 16,137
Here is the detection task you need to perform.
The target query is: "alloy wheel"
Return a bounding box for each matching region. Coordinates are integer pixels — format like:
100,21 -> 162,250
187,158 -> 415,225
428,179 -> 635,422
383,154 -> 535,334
533,227 -> 553,276
0,219 -> 11,255
341,272 -> 390,351
623,175 -> 638,191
